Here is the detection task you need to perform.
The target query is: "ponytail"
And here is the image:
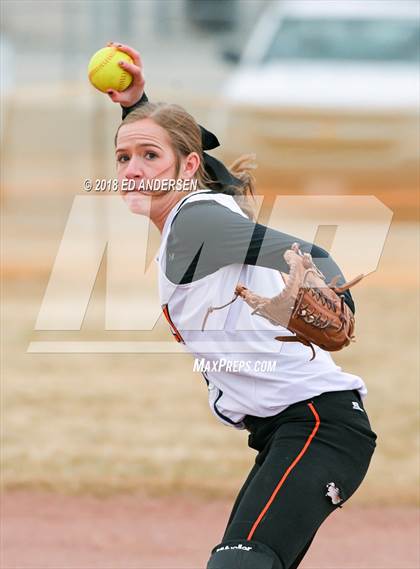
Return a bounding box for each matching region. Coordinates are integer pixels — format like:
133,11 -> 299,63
227,154 -> 257,220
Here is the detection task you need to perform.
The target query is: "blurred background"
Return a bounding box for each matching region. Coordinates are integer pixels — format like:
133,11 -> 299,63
1,0 -> 419,516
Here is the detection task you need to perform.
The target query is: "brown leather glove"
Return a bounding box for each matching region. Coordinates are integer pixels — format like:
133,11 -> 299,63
202,243 -> 363,361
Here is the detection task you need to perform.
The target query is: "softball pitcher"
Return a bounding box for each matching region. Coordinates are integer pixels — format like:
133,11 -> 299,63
106,43 -> 377,569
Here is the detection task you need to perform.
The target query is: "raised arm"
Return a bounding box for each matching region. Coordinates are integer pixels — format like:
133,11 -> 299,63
106,41 -> 241,191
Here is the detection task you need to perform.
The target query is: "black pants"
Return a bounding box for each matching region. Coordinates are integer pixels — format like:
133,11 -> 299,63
221,390 -> 377,569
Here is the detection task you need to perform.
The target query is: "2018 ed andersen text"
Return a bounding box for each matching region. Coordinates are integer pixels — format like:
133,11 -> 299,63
83,178 -> 198,192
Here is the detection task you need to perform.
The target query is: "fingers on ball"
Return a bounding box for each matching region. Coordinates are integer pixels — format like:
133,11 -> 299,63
114,43 -> 141,65
119,61 -> 140,77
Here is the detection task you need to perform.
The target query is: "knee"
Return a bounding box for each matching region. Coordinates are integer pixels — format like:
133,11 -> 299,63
206,539 -> 283,569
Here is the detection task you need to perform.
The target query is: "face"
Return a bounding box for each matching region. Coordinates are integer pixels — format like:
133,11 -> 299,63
116,118 -> 199,220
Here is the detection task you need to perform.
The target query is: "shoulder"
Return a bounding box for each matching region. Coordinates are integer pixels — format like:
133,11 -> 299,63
170,195 -> 249,239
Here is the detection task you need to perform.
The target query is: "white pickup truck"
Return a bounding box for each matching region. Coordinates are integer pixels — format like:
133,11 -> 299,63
219,0 -> 420,176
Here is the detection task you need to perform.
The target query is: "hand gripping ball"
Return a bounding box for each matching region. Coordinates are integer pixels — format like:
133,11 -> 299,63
88,46 -> 133,93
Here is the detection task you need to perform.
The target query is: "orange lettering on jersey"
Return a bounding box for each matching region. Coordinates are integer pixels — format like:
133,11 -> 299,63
162,304 -> 185,344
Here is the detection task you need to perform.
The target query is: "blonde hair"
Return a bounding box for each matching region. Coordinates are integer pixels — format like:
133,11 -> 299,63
115,102 -> 257,218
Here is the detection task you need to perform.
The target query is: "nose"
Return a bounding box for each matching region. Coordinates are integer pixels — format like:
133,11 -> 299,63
123,156 -> 144,180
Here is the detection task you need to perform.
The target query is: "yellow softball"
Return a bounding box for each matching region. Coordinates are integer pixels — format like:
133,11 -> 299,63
88,46 -> 133,93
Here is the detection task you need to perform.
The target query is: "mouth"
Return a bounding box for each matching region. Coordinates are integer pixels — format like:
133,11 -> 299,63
121,181 -> 149,194
123,189 -> 152,198
122,180 -> 172,197
121,178 -> 162,193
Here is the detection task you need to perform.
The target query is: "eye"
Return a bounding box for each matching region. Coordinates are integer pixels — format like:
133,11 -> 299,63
116,154 -> 129,163
145,151 -> 158,160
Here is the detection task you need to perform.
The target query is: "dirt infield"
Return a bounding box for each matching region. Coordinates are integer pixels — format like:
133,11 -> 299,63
2,492 -> 419,569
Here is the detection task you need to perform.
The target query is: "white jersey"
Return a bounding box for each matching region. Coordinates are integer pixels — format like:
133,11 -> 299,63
157,191 -> 366,429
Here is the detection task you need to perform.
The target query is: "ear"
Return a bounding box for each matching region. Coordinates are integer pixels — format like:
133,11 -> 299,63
181,152 -> 200,179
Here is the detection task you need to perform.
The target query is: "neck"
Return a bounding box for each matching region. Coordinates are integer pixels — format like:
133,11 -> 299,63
150,190 -> 191,233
